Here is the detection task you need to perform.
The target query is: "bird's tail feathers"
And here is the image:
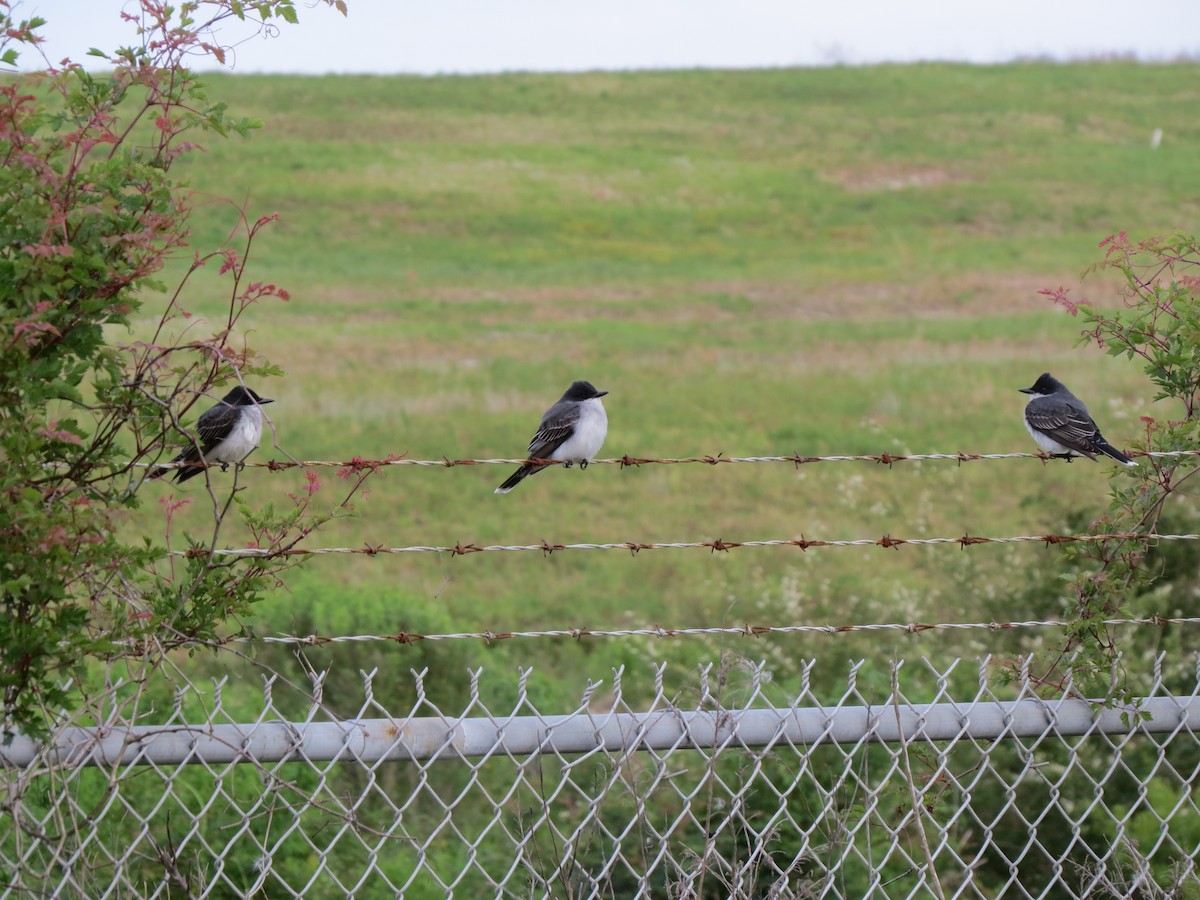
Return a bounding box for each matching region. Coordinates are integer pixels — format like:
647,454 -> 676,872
173,464 -> 203,483
495,465 -> 532,494
495,463 -> 552,494
1096,440 -> 1138,467
148,458 -> 205,483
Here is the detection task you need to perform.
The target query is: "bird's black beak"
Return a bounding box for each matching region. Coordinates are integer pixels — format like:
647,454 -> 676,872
1018,387 -> 1035,394
259,397 -> 275,404
595,391 -> 608,398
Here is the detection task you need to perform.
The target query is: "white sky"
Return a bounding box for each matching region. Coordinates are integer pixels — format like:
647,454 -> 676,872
16,0 -> 1200,74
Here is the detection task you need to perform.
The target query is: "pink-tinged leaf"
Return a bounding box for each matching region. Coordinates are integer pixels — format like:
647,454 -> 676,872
37,524 -> 70,553
13,319 -> 61,345
1037,286 -> 1090,317
1098,231 -> 1131,258
39,422 -> 83,445
1140,416 -> 1156,424
21,242 -> 73,258
67,134 -> 115,153
159,495 -> 192,516
159,495 -> 190,540
304,470 -> 321,496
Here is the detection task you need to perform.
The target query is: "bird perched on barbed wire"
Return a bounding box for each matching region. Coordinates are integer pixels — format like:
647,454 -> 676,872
496,380 -> 609,494
149,385 -> 274,484
1019,373 -> 1136,466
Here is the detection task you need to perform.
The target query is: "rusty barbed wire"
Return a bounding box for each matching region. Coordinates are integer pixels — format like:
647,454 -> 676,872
138,448 -> 1200,472
177,531 -> 1199,559
241,614 -> 1200,647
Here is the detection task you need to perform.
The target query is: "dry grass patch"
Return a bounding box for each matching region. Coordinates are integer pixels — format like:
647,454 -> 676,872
821,165 -> 966,193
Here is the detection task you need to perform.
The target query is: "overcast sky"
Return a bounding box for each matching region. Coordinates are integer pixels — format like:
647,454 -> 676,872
18,0 -> 1200,74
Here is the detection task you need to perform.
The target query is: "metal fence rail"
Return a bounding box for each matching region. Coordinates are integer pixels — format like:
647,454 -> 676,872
3,655 -> 1199,898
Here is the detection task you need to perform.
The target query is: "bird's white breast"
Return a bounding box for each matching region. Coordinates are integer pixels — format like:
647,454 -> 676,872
552,398 -> 608,463
1024,418 -> 1071,455
210,406 -> 264,464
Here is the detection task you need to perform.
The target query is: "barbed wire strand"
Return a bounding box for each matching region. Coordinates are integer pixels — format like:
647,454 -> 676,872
139,448 -> 1200,471
178,531 -> 1200,559
243,615 -> 1200,647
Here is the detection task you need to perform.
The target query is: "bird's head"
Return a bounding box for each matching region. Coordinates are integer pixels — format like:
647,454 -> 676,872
562,380 -> 608,401
1019,373 -> 1063,397
221,385 -> 274,406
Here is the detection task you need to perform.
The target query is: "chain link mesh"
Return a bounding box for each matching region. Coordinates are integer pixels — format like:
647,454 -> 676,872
2,654 -> 1198,898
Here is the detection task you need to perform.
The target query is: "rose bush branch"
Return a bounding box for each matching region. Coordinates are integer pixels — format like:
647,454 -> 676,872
1030,233 -> 1200,712
0,0 -> 350,740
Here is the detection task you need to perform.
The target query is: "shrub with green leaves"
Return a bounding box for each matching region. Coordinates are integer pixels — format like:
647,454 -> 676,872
1031,233 -> 1200,710
0,0 -> 353,741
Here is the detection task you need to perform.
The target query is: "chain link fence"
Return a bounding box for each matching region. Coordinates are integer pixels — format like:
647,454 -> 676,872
2,653 -> 1199,898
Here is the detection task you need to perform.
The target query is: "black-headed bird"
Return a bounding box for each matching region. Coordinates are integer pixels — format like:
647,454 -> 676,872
496,380 -> 609,494
1019,373 -> 1136,466
151,385 -> 274,483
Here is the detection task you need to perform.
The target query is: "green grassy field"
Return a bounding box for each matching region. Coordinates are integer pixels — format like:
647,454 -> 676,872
133,62 -> 1198,709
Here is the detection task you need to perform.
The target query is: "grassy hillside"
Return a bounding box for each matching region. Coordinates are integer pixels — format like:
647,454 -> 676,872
132,63 -> 1199,708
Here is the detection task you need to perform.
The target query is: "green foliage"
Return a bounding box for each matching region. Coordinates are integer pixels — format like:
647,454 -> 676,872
1020,234 -> 1200,709
0,0 -> 359,742
1116,779 -> 1200,892
0,21 -> 176,737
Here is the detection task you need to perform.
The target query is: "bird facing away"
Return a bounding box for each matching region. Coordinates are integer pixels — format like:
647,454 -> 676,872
1019,373 -> 1136,466
150,385 -> 274,483
495,380 -> 609,494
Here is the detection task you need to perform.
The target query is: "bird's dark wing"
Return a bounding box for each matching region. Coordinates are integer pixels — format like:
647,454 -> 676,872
192,401 -> 240,455
527,401 -> 581,459
162,400 -> 240,481
1026,398 -> 1102,455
